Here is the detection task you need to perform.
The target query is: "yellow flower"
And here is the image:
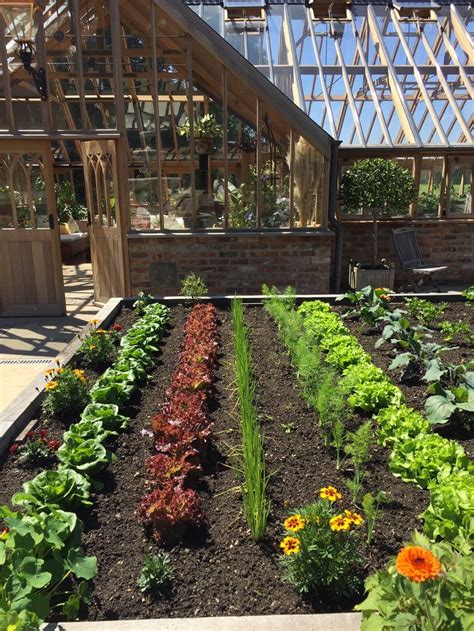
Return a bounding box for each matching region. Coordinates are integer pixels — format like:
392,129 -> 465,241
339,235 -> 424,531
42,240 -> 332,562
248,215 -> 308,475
89,345 -> 97,350
90,319 -> 100,326
45,381 -> 59,391
344,510 -> 364,527
96,329 -> 107,335
73,369 -> 85,376
44,368 -> 55,376
319,486 -> 342,502
280,536 -> 301,555
284,514 -> 306,532
329,514 -> 351,531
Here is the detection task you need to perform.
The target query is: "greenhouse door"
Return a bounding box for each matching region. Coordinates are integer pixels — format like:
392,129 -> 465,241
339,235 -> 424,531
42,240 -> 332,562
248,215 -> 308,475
0,141 -> 65,317
82,140 -> 127,304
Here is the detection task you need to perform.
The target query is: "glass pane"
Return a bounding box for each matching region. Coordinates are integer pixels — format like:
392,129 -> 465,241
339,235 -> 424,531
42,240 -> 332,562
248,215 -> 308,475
449,163 -> 472,214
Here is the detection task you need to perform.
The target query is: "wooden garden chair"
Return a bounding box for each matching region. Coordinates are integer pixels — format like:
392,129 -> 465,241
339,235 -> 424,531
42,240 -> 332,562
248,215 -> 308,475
392,227 -> 448,292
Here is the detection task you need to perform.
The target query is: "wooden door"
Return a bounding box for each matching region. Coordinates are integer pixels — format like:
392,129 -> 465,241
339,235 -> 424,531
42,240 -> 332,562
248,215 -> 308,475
82,140 -> 127,304
0,141 -> 65,317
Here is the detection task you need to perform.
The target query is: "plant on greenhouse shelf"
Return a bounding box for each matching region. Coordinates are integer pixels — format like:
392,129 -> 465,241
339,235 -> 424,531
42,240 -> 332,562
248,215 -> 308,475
42,366 -> 90,421
179,272 -> 208,303
356,532 -> 473,631
177,113 -> 222,154
279,488 -> 363,596
339,158 -> 415,270
137,553 -> 175,595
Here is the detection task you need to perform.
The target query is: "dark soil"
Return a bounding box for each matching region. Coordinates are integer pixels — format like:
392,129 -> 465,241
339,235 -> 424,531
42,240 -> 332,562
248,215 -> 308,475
335,302 -> 474,459
0,304 -> 431,620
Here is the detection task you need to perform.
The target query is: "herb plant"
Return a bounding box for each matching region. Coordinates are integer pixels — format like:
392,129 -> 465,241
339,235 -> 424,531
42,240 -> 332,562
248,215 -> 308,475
362,491 -> 389,545
462,286 -> 474,301
344,421 -> 373,503
179,272 -> 208,303
439,320 -> 471,343
231,298 -> 269,540
405,297 -> 447,327
137,553 -> 175,595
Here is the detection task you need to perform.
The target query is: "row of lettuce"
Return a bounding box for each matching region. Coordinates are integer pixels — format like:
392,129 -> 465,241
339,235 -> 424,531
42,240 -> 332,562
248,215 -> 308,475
0,304 -> 170,630
263,287 -> 473,630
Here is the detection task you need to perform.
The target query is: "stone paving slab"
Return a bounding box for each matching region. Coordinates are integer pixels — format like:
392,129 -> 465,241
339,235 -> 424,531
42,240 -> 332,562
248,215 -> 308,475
42,613 -> 361,631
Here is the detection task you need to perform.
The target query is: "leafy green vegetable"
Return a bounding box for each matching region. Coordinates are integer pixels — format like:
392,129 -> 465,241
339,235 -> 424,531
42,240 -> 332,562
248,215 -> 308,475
57,437 -> 114,472
80,402 -> 129,432
348,380 -> 402,414
374,405 -> 430,447
389,434 -> 470,488
12,469 -> 92,510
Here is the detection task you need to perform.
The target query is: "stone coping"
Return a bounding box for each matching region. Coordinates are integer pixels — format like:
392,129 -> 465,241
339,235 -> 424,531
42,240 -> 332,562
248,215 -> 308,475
42,613 -> 361,631
127,229 -> 334,238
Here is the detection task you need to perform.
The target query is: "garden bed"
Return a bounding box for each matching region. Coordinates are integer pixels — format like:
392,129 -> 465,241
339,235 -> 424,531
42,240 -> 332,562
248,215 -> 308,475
0,300 -> 441,626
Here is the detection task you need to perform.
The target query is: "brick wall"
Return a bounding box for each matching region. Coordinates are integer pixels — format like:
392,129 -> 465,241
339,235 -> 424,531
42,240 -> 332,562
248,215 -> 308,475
340,219 -> 474,289
128,231 -> 335,295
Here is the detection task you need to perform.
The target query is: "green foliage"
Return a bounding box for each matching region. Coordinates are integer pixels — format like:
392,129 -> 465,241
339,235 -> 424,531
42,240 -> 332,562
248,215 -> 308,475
12,469 -> 92,510
179,272 -> 208,302
374,405 -> 430,447
341,362 -> 386,391
422,472 -> 474,555
133,291 -> 154,315
137,553 -> 175,595
344,421 -> 373,502
57,436 -> 115,473
405,297 -> 447,327
42,367 -> 90,422
462,286 -> 474,301
63,418 -> 116,444
325,337 -> 370,369
80,403 -> 129,432
348,380 -> 403,414
231,298 -> 269,540
362,491 -> 389,545
356,532 -> 474,631
78,325 -> 119,368
314,370 -> 350,445
55,180 -> 87,224
177,113 -> 222,139
337,286 -> 393,326
389,433 -> 470,489
279,498 -> 363,596
439,320 -> 471,343
331,419 -> 345,470
339,158 -> 415,265
425,367 -> 474,426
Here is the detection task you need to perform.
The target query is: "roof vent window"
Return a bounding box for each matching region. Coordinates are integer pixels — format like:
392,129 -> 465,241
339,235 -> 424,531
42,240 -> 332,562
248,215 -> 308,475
307,1 -> 351,20
224,0 -> 267,21
391,1 -> 441,19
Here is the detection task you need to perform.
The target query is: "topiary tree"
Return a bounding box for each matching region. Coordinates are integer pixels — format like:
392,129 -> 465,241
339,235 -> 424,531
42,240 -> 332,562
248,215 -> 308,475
339,158 -> 415,267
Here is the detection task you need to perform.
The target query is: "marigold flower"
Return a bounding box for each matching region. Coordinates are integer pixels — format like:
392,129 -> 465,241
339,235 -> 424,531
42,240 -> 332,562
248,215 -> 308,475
48,439 -> 61,451
113,324 -> 122,332
89,345 -> 97,350
45,368 -> 55,376
329,514 -> 351,531
395,546 -> 441,583
73,369 -> 86,378
280,536 -> 301,555
344,510 -> 364,527
45,381 -> 59,391
284,514 -> 306,532
96,329 -> 107,334
9,443 -> 19,454
319,486 -> 342,502
90,319 -> 100,325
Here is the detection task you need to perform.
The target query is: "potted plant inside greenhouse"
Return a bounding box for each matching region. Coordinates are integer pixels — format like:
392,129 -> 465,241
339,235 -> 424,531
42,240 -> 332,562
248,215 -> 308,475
177,113 -> 222,155
340,158 -> 415,290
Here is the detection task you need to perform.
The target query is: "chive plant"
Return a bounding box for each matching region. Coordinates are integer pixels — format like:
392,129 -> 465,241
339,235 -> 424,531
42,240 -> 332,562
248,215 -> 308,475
231,298 -> 269,540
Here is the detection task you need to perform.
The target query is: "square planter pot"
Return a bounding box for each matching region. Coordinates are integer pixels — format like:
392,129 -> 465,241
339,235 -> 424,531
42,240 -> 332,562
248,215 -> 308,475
349,261 -> 395,291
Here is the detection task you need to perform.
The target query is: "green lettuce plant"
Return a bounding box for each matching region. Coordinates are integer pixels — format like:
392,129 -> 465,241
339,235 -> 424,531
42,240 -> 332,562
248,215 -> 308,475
12,469 -> 92,510
348,381 -> 403,414
90,367 -> 137,405
80,403 -> 129,432
341,362 -> 386,391
389,434 -> 470,489
374,405 -> 430,447
422,472 -> 474,555
63,419 -> 115,444
57,437 -> 114,473
325,340 -> 370,369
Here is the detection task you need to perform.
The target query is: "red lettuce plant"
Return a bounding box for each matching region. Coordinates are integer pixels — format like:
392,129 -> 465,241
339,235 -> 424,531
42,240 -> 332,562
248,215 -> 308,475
137,481 -> 204,543
137,304 -> 218,543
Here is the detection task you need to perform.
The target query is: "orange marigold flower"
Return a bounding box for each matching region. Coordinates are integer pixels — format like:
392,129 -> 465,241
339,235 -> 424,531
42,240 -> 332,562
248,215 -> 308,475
395,546 -> 441,583
344,510 -> 364,527
96,329 -> 107,334
319,486 -> 342,502
90,319 -> 100,325
284,514 -> 306,532
45,381 -> 59,391
329,514 -> 351,532
280,536 -> 301,555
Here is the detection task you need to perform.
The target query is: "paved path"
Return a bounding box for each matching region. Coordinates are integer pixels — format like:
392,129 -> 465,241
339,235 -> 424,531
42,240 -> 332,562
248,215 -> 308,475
0,263 -> 98,412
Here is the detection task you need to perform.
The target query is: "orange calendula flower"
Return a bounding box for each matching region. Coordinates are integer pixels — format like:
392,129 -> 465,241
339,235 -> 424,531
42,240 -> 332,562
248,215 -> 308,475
395,546 -> 441,583
329,514 -> 351,532
284,514 -> 306,532
96,329 -> 107,334
319,486 -> 342,502
45,381 -> 59,391
45,368 -> 55,376
280,536 -> 301,555
344,510 -> 364,527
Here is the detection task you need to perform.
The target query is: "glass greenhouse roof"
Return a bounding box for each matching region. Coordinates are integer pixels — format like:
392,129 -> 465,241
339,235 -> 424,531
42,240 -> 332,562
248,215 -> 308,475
185,0 -> 474,149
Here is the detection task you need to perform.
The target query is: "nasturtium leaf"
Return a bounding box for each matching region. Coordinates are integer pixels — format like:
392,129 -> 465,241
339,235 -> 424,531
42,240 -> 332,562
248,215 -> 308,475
66,548 -> 97,580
